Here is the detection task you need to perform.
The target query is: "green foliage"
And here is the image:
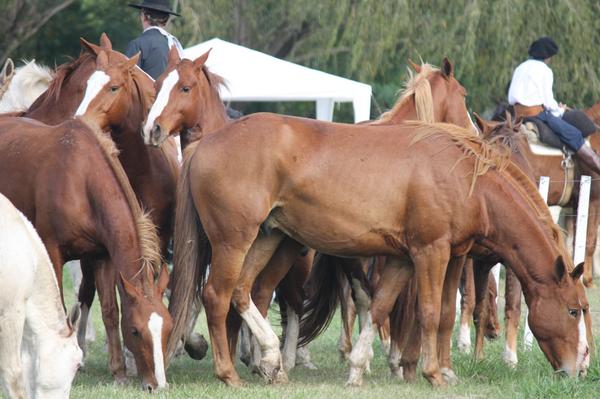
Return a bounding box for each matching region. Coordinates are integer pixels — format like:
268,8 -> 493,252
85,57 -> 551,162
9,0 -> 600,121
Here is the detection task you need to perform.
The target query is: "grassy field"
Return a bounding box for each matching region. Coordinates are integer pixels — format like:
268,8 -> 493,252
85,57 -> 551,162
59,275 -> 600,399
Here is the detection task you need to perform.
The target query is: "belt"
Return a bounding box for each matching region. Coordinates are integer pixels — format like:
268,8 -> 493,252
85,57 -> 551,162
514,103 -> 544,119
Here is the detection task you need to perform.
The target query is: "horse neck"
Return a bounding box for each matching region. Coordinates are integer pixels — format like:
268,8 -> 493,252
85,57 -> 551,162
477,170 -> 561,299
198,83 -> 229,132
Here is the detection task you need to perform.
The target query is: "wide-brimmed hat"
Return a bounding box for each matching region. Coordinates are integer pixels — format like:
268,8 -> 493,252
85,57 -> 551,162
528,36 -> 558,60
128,0 -> 180,16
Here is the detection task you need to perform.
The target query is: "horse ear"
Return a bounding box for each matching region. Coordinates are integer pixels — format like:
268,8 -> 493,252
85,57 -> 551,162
80,37 -> 102,56
193,48 -> 212,69
155,263 -> 170,297
472,112 -> 488,134
554,255 -> 568,283
99,32 -> 113,50
570,262 -> 585,281
408,59 -> 421,73
120,272 -> 143,302
441,57 -> 454,79
126,52 -> 141,70
167,45 -> 181,70
1,58 -> 14,80
96,50 -> 109,69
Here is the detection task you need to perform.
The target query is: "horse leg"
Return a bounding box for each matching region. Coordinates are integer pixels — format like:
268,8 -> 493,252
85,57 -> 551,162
388,275 -> 418,380
485,270 -> 501,340
250,238 -> 304,372
472,261 -> 493,360
413,241 -> 450,387
69,260 -> 96,345
338,277 -> 356,361
77,260 -> 96,360
346,256 -> 412,387
93,259 -> 127,383
437,255 -> 466,385
46,244 -> 65,307
230,231 -> 287,384
277,249 -> 317,370
503,267 -> 521,367
400,305 -> 421,383
348,260 -> 374,374
0,307 -> 27,399
370,256 -> 391,355
458,258 -> 475,353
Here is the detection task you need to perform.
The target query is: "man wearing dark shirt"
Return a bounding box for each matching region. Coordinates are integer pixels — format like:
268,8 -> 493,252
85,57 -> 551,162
125,0 -> 183,80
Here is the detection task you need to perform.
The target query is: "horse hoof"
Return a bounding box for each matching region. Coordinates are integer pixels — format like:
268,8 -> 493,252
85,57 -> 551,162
345,367 -> 364,387
440,367 -> 459,385
114,376 -> 128,386
184,333 -> 209,360
223,375 -> 244,387
390,366 -> 403,379
502,350 -> 518,368
272,368 -> 288,384
300,361 -> 318,370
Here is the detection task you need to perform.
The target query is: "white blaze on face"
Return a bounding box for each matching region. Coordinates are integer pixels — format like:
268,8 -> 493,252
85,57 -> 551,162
577,313 -> 589,372
148,312 -> 167,388
143,70 -> 179,140
75,71 -> 110,116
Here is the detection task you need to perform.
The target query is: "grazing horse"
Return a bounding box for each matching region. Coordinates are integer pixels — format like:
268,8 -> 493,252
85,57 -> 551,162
166,109 -> 589,387
0,193 -> 83,399
19,34 -> 182,379
0,59 -> 53,113
463,117 -> 596,367
0,116 -> 172,391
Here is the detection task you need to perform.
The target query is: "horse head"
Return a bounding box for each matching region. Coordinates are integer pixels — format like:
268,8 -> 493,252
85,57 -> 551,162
75,34 -> 153,132
119,264 -> 173,391
525,257 -> 589,376
35,304 -> 83,398
143,47 -> 227,147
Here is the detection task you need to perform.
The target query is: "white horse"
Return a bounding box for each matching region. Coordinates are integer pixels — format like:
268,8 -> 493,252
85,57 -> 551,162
0,193 -> 83,399
0,59 -> 53,113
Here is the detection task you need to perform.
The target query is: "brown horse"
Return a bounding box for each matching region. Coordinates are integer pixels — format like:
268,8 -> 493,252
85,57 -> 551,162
167,106 -> 589,388
21,35 -> 181,380
0,116 -> 172,391
463,117 -> 596,367
146,52 -> 478,374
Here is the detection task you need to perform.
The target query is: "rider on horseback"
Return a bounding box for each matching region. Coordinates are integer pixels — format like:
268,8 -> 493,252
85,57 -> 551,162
508,36 -> 600,174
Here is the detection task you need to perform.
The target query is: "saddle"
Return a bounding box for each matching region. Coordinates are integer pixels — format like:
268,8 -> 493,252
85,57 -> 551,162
520,109 -> 597,206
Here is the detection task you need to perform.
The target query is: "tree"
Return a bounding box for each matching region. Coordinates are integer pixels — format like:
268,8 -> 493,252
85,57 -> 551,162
0,0 -> 75,65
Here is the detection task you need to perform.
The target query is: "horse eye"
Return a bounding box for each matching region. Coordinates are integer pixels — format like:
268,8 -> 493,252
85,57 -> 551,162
110,86 -> 119,92
181,86 -> 190,93
132,328 -> 140,337
568,309 -> 579,318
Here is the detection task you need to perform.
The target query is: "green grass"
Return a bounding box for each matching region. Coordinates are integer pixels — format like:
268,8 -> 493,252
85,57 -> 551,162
60,276 -> 600,399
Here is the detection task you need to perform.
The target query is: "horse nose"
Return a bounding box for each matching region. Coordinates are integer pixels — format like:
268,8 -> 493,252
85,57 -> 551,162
142,382 -> 155,392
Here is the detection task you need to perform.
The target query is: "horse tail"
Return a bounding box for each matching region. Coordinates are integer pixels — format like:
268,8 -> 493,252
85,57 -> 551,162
298,254 -> 345,346
167,146 -> 211,362
390,276 -> 419,352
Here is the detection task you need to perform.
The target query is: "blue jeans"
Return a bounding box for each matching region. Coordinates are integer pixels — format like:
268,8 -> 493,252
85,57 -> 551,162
535,110 -> 585,151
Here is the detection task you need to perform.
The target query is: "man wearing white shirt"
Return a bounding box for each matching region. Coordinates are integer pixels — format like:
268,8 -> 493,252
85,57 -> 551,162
508,36 -> 600,174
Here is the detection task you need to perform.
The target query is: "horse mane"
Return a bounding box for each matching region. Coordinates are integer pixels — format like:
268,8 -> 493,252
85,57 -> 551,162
409,121 -> 570,271
378,63 -> 437,123
47,53 -> 94,103
0,60 -> 54,113
79,119 -> 163,279
202,64 -> 228,94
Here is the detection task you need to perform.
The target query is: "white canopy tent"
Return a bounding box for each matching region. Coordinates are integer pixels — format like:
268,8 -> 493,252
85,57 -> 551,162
184,38 -> 372,123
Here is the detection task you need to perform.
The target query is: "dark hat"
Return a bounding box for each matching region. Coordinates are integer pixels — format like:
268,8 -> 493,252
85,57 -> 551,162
528,36 -> 558,60
128,0 -> 180,16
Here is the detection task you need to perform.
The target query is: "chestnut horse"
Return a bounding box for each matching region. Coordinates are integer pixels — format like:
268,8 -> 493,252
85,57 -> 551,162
144,50 -> 478,373
0,116 -> 172,391
20,35 -> 181,381
167,110 -> 589,387
462,117 -> 596,367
